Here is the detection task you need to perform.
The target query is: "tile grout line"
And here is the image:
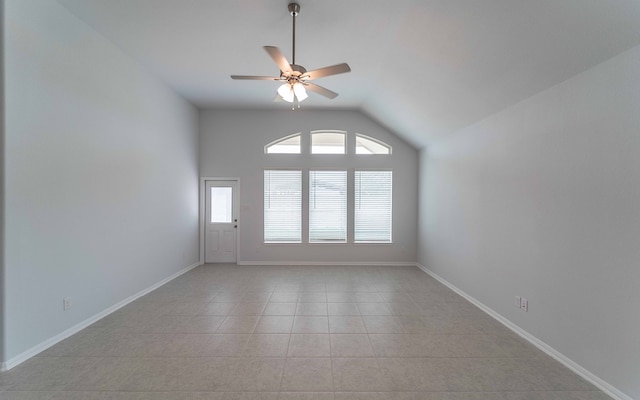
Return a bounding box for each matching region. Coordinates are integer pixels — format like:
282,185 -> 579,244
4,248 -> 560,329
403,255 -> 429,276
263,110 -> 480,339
328,301 -> 336,395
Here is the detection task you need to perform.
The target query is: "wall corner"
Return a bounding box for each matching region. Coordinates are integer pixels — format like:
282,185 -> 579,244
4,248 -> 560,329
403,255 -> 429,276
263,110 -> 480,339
1,0 -> 7,367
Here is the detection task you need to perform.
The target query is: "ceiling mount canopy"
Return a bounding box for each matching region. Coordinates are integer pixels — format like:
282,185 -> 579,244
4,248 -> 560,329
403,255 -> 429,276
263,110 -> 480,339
230,2 -> 351,109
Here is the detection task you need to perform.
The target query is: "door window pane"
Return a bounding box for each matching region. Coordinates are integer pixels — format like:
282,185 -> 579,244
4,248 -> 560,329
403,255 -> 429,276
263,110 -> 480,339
309,170 -> 347,242
211,187 -> 233,223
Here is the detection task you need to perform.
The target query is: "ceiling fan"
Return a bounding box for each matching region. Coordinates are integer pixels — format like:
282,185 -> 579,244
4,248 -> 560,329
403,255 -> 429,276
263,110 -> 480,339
230,3 -> 351,107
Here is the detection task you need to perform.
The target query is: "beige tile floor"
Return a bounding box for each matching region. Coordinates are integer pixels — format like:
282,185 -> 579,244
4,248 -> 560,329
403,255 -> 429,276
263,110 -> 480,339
0,265 -> 610,399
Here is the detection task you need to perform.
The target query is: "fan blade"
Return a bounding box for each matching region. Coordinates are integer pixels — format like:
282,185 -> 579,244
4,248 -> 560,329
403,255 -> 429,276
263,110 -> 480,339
304,82 -> 338,99
264,46 -> 292,75
230,75 -> 281,80
302,63 -> 351,80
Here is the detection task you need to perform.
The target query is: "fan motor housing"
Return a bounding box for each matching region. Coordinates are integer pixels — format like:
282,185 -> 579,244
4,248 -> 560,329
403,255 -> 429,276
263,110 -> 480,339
285,64 -> 307,78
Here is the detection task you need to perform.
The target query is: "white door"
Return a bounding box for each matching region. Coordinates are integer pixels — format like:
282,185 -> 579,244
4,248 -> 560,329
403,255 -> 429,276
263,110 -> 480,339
205,180 -> 238,263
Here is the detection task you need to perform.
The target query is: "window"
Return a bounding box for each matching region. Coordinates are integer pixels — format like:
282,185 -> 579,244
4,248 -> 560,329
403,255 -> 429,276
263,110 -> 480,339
264,131 -> 393,244
355,134 -> 391,154
264,170 -> 302,242
355,170 -> 392,242
266,131 -> 391,155
265,133 -> 301,154
309,170 -> 347,242
311,131 -> 346,154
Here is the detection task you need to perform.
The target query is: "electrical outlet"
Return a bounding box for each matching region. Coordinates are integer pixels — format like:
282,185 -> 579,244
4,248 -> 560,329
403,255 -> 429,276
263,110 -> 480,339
520,298 -> 528,312
63,297 -> 71,311
515,296 -> 521,308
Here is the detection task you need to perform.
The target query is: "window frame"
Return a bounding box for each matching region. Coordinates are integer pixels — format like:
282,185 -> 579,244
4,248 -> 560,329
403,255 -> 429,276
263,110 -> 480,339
263,169 -> 303,243
308,169 -> 348,243
354,169 -> 393,243
263,131 -> 394,245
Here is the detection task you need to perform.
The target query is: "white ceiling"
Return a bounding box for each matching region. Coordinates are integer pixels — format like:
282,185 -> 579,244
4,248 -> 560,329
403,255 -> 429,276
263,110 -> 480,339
58,0 -> 640,148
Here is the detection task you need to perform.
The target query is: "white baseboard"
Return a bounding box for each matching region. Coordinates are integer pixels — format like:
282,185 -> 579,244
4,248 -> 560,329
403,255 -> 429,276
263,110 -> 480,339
2,262 -> 201,371
415,263 -> 632,400
237,261 -> 417,267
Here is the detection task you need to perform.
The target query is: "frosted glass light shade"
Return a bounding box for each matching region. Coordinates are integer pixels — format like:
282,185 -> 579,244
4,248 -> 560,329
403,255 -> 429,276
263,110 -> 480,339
293,83 -> 308,101
278,83 -> 295,102
278,83 -> 294,103
277,82 -> 308,103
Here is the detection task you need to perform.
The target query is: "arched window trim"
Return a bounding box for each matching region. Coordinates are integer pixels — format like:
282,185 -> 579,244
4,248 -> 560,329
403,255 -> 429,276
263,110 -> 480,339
264,132 -> 302,154
355,133 -> 392,155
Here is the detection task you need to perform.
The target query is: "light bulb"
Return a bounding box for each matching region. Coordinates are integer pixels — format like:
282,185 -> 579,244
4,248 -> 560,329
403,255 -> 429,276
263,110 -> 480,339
277,83 -> 294,103
293,82 -> 308,102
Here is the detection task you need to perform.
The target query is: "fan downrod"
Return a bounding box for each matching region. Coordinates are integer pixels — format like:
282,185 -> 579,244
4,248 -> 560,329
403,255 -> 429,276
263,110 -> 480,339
289,3 -> 300,64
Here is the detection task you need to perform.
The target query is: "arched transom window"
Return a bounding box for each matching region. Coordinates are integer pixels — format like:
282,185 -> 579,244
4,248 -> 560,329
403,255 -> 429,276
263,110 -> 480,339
265,131 -> 391,155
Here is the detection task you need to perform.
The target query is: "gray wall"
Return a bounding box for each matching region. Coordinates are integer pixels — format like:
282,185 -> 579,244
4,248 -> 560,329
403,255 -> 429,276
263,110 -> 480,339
418,45 -> 640,399
200,109 -> 418,264
0,0 -> 5,366
3,0 -> 199,361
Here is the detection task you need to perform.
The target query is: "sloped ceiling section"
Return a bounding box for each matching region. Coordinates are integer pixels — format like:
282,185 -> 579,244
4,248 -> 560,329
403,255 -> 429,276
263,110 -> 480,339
58,0 -> 640,148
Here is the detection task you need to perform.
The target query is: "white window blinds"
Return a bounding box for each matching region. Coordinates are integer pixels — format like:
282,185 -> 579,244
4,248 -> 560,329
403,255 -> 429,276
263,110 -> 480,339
264,170 -> 302,242
355,170 -> 392,242
309,170 -> 347,242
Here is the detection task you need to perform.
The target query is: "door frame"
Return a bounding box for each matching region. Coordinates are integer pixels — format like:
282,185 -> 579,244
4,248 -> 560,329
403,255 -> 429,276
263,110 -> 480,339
200,177 -> 241,264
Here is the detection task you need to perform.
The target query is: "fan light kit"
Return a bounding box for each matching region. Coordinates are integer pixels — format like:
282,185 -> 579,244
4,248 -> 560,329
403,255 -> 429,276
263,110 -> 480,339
231,3 -> 351,109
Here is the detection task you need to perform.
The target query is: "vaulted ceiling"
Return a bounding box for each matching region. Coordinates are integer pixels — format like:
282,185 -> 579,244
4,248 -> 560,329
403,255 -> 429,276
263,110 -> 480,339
58,0 -> 640,148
